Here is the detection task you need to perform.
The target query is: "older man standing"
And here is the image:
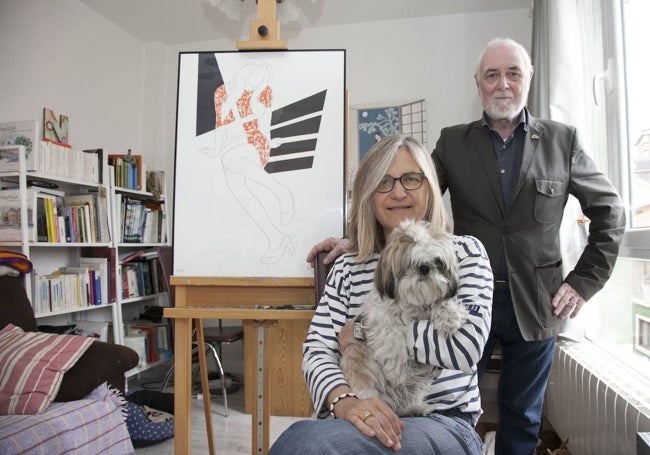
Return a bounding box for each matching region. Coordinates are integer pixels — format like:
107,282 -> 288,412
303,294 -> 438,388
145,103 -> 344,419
431,37 -> 625,453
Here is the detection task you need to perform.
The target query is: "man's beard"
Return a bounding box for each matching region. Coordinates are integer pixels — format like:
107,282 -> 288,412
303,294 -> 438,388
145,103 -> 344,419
484,96 -> 524,121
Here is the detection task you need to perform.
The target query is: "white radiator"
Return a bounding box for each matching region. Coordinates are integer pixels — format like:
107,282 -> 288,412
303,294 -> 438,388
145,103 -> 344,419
544,341 -> 650,455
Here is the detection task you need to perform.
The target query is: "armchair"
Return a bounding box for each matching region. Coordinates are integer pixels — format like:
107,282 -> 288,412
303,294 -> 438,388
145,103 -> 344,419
0,273 -> 139,454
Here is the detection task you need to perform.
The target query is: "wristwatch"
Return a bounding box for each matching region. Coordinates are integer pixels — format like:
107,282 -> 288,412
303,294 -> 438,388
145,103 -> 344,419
353,316 -> 365,341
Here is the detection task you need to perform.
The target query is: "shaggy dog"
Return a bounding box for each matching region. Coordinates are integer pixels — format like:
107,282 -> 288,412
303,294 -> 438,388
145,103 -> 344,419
340,220 -> 468,416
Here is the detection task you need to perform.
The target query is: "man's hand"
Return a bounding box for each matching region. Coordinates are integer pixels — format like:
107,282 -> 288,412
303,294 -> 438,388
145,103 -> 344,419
552,283 -> 586,320
306,237 -> 351,266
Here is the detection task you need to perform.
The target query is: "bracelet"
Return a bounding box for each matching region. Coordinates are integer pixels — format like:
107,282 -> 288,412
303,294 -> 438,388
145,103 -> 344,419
328,392 -> 357,418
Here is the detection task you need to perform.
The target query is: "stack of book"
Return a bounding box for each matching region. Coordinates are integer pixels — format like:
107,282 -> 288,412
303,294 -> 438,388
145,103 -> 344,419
116,195 -> 166,243
108,152 -> 142,190
119,249 -> 165,299
123,319 -> 172,364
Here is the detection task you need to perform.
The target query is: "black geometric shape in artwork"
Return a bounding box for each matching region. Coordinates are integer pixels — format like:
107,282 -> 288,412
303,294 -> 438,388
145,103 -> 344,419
271,90 -> 327,126
265,89 -> 328,174
270,116 -> 322,140
269,139 -> 318,157
264,156 -> 315,174
196,53 -> 223,137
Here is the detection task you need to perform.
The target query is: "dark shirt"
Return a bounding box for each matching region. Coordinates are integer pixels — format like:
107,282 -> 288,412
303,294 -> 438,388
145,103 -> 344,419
482,110 -> 528,281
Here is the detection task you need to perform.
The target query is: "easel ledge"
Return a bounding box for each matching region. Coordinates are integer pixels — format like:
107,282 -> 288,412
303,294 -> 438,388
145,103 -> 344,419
170,275 -> 312,287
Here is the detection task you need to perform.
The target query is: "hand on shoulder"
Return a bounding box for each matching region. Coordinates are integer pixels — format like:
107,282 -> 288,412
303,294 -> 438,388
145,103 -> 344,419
306,238 -> 351,266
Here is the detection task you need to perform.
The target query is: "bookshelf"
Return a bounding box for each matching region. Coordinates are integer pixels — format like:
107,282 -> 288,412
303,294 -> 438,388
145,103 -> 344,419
0,143 -> 172,374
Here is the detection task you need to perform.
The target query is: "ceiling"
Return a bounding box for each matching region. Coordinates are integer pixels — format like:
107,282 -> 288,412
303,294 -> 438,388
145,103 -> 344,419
80,0 -> 532,45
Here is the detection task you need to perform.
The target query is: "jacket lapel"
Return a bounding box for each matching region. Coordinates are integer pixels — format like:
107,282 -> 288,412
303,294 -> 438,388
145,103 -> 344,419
470,121 -> 507,214
511,113 -> 544,203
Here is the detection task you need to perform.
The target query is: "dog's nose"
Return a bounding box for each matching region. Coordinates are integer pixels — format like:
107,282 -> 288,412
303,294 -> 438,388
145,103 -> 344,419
418,264 -> 430,275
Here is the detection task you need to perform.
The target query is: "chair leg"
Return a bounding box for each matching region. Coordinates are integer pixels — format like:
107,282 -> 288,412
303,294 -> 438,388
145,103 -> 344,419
204,343 -> 229,416
160,346 -> 202,391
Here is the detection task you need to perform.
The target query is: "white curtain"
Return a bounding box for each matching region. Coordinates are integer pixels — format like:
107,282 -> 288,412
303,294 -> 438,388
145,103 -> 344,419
528,0 -> 607,339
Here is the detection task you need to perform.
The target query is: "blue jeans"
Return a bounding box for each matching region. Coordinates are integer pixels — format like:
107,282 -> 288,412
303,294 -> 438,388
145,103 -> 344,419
477,290 -> 556,455
268,411 -> 482,455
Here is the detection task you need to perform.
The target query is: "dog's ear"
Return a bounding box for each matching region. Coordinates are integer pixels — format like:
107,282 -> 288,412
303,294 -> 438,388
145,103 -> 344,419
374,248 -> 396,299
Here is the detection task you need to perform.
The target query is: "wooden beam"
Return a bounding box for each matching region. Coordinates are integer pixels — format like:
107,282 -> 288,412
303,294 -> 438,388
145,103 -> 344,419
236,0 -> 287,50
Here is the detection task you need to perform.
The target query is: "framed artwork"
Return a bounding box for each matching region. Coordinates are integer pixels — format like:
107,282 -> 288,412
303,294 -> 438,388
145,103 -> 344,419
356,100 -> 427,161
173,50 -> 346,278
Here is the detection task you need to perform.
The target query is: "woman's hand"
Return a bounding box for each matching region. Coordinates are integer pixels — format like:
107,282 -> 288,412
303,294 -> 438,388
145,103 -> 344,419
334,395 -> 404,451
306,237 -> 351,266
338,319 -> 356,353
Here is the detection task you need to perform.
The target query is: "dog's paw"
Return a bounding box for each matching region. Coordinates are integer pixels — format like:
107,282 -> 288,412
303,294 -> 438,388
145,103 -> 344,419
432,301 -> 468,335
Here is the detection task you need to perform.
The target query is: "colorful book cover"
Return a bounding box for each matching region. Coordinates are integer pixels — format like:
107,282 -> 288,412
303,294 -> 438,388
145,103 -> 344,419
0,122 -> 39,171
42,108 -> 70,147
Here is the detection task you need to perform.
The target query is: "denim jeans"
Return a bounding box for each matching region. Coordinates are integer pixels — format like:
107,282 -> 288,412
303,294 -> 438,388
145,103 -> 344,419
268,411 -> 482,455
477,290 -> 556,455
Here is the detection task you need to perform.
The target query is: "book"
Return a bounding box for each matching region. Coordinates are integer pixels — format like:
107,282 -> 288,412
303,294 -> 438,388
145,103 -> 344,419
108,152 -> 142,190
79,256 -> 109,305
42,108 -> 70,148
81,247 -> 116,303
64,193 -> 98,243
0,188 -> 40,242
0,121 -> 39,171
119,249 -> 145,264
123,334 -> 148,369
74,320 -> 112,343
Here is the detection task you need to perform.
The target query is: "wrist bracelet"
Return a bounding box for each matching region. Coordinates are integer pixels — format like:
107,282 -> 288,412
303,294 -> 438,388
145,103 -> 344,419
328,392 -> 357,418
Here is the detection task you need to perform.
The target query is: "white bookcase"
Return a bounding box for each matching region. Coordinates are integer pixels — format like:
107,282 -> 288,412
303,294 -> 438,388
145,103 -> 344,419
0,144 -> 171,375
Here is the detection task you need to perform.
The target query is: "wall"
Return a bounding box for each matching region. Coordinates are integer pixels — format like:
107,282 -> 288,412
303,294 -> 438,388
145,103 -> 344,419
0,0 -> 145,156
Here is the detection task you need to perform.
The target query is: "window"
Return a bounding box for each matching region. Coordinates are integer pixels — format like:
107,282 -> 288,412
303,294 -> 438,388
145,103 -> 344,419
623,0 -> 650,230
581,0 -> 650,384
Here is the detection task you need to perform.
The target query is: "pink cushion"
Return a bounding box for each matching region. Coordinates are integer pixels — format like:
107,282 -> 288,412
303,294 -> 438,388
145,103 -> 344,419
0,323 -> 93,415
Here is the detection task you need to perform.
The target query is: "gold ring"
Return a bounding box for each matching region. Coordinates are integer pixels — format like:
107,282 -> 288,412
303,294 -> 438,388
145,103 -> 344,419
360,409 -> 373,422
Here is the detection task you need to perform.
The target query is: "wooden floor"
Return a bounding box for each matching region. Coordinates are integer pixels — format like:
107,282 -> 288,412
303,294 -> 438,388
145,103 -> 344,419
129,363 -> 305,455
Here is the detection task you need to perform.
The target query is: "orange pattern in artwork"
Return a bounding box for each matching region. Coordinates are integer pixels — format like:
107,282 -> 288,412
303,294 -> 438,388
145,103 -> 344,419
213,84 -> 273,165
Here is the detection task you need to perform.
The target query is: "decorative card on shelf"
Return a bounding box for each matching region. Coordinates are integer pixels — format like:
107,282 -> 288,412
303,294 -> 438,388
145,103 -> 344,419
0,122 -> 39,171
355,99 -> 427,162
42,107 -> 70,148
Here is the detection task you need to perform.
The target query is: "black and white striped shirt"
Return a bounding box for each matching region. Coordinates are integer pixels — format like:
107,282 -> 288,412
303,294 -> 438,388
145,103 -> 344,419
302,235 -> 493,426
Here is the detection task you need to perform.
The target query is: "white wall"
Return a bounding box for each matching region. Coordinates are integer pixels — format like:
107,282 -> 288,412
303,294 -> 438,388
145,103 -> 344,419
0,0 -> 145,156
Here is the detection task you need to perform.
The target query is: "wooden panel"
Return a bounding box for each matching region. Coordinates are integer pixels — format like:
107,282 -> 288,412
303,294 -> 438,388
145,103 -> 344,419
170,276 -> 314,307
243,319 -> 313,417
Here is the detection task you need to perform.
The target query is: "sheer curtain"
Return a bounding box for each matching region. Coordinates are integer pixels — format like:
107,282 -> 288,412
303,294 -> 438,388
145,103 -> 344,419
528,0 -> 608,338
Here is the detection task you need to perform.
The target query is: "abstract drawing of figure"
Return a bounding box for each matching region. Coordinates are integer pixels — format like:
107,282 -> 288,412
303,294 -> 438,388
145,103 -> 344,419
213,58 -> 295,264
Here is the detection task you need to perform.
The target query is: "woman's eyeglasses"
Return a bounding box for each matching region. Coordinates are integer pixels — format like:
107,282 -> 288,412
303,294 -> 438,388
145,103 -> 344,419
376,172 -> 426,193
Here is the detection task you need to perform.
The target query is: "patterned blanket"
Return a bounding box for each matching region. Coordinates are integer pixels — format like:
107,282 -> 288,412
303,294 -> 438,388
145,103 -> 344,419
0,383 -> 135,455
0,249 -> 33,275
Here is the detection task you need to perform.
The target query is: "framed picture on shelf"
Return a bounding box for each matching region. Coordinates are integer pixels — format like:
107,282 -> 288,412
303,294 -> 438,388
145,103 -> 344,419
173,49 -> 346,278
354,99 -> 427,162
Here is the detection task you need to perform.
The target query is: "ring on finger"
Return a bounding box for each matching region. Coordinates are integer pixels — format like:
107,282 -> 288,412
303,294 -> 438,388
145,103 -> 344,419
360,409 -> 373,422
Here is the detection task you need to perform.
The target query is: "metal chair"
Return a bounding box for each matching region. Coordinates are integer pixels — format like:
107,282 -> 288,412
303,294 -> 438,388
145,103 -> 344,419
160,320 -> 243,416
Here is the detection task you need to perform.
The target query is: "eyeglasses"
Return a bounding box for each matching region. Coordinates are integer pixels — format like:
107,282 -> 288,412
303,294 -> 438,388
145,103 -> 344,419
376,172 -> 426,193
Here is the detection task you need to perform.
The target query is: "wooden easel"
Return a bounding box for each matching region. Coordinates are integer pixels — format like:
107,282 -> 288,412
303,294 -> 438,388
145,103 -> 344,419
165,277 -> 315,455
236,0 -> 287,50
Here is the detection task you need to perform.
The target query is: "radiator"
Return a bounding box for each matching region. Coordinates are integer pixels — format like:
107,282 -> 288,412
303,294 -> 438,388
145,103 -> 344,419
544,341 -> 650,455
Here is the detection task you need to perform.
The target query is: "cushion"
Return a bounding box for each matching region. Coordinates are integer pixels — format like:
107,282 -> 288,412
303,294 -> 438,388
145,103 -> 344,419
0,323 -> 93,415
125,390 -> 175,447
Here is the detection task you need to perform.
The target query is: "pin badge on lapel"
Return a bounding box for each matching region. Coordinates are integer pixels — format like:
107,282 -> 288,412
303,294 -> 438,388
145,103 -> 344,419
531,134 -> 540,140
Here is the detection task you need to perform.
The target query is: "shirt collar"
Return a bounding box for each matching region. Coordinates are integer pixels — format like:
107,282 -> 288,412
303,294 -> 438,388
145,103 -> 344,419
481,108 -> 529,132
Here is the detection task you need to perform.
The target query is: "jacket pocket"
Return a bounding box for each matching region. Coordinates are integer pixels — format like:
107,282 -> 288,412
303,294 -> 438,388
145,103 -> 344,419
535,261 -> 564,330
534,178 -> 565,223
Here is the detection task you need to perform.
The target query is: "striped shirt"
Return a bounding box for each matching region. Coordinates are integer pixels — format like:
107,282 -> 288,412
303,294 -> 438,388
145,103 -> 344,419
302,235 -> 493,426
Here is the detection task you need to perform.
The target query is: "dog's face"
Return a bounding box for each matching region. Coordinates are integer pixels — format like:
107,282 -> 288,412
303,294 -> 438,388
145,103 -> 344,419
375,220 -> 458,309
